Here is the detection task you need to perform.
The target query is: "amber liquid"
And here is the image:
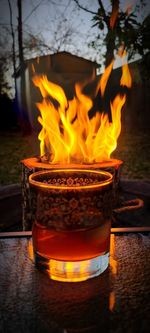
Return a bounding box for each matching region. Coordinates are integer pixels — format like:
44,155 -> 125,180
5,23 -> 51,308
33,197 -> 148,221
32,220 -> 111,261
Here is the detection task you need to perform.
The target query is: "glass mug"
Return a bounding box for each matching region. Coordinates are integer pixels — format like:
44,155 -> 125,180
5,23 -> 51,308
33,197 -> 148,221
29,169 -> 114,282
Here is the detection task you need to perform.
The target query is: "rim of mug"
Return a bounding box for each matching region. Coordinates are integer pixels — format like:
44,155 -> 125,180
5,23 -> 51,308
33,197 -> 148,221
29,168 -> 113,191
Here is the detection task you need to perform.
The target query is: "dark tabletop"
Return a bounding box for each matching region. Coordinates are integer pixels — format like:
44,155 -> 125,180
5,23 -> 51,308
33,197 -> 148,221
0,232 -> 150,333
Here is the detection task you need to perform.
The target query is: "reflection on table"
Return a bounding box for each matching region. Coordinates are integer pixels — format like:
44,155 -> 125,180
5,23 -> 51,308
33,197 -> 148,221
0,232 -> 150,332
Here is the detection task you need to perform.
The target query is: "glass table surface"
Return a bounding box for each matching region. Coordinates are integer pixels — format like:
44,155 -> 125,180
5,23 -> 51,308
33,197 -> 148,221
0,231 -> 150,333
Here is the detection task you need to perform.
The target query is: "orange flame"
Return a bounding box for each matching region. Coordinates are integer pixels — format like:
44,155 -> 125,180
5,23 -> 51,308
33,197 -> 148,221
110,1 -> 119,29
33,52 -> 131,164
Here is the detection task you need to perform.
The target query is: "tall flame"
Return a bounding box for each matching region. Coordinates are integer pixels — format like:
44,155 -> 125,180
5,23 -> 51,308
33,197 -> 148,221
110,0 -> 119,30
33,52 -> 131,164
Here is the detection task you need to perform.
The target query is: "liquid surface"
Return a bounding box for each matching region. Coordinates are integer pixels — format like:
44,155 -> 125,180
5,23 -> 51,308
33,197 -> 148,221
32,220 -> 111,261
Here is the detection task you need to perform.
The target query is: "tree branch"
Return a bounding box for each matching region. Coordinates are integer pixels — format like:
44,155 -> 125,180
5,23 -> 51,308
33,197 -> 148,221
98,0 -> 110,28
7,0 -> 17,96
74,0 -> 97,15
23,0 -> 45,24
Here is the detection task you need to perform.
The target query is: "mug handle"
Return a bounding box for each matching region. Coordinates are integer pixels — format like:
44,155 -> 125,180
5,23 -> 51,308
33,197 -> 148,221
113,198 -> 144,213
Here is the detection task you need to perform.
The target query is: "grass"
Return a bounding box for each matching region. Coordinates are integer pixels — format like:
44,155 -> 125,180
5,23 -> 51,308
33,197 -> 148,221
112,129 -> 150,180
0,131 -> 39,185
0,129 -> 150,185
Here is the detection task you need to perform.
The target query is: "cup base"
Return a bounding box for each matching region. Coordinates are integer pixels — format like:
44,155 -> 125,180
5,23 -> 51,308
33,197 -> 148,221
34,251 -> 109,282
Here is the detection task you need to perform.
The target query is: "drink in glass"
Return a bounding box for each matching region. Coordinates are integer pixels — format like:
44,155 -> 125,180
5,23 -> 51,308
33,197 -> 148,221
29,169 -> 113,282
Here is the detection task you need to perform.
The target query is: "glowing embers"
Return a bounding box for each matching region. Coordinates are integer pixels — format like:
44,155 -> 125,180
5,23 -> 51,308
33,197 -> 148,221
33,51 -> 132,165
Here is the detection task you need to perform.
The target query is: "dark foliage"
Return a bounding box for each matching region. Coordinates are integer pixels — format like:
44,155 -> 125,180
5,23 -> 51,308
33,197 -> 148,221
0,94 -> 19,131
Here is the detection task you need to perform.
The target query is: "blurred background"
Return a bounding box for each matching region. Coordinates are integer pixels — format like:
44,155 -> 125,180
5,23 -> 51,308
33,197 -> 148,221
0,0 -> 150,185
